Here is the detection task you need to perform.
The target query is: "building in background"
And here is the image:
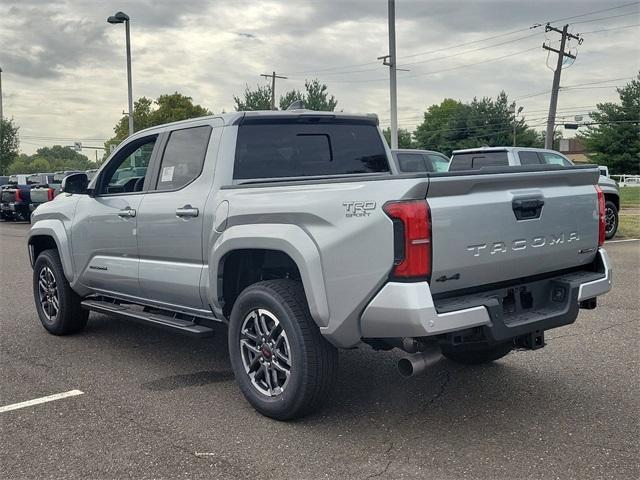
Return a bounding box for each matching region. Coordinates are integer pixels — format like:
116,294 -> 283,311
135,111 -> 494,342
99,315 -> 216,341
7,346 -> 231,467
559,138 -> 590,164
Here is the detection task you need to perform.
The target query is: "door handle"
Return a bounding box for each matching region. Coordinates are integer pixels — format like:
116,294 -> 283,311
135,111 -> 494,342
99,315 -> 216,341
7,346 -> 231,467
117,207 -> 136,218
175,205 -> 199,218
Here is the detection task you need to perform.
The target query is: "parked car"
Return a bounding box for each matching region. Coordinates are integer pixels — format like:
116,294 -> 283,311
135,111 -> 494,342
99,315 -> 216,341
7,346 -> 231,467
28,111 -> 611,420
0,176 -> 11,187
449,147 -> 621,239
390,148 -> 450,173
1,173 -> 55,221
29,171 -> 83,212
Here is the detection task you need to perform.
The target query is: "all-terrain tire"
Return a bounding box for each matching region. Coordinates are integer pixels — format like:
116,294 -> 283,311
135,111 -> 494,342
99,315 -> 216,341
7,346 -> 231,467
33,249 -> 89,335
604,200 -> 618,240
228,279 -> 338,420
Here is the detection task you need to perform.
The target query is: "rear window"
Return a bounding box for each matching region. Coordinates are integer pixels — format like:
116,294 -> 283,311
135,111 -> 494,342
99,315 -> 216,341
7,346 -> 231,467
27,175 -> 41,185
449,152 -> 509,171
233,119 -> 389,180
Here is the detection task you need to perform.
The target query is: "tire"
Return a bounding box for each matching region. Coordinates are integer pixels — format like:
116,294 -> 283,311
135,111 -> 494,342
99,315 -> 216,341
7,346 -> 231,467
228,279 -> 338,420
604,200 -> 618,240
441,341 -> 513,365
33,249 -> 89,335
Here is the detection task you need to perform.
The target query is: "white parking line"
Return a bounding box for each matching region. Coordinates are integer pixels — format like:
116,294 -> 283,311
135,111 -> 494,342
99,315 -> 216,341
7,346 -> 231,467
606,238 -> 639,244
0,390 -> 84,413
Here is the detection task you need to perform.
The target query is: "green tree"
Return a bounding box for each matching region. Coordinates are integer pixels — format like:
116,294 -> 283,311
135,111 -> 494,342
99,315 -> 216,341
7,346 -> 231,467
382,127 -> 414,149
0,117 -> 20,175
234,84 -> 272,111
7,146 -> 95,174
105,93 -> 211,155
300,79 -> 337,111
279,89 -> 303,110
236,79 -> 338,112
414,93 -> 542,156
580,74 -> 640,174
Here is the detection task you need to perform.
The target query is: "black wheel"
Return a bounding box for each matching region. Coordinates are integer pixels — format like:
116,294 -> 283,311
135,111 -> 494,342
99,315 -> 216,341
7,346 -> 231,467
604,200 -> 618,240
441,341 -> 513,365
228,279 -> 338,420
33,249 -> 89,335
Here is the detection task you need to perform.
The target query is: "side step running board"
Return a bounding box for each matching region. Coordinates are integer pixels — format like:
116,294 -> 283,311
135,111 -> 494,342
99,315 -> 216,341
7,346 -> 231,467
81,299 -> 215,337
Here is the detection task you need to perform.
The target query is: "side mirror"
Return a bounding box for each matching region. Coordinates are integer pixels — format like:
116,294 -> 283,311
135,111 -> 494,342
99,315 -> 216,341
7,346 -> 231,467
61,173 -> 89,195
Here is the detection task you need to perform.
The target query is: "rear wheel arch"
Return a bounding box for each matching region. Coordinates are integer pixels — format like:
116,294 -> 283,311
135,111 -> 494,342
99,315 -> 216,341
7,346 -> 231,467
218,249 -> 304,318
604,193 -> 619,211
208,225 -> 330,327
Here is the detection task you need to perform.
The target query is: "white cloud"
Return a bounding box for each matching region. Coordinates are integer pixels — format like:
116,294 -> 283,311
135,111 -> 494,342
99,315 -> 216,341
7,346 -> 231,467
0,0 -> 638,154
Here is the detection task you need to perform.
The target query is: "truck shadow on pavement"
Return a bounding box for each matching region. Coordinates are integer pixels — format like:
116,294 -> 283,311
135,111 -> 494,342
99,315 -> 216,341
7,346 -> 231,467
78,312 -> 613,431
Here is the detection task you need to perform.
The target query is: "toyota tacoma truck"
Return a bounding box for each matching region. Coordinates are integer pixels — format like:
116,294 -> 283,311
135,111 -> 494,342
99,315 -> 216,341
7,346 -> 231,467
449,146 -> 621,239
28,111 -> 612,420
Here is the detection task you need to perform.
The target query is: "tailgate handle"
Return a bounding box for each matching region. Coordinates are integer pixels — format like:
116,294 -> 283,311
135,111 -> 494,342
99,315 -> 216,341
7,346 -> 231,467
512,198 -> 544,220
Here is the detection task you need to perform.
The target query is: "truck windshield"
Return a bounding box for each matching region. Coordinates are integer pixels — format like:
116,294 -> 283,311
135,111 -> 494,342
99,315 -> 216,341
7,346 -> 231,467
27,175 -> 41,184
234,119 -> 389,180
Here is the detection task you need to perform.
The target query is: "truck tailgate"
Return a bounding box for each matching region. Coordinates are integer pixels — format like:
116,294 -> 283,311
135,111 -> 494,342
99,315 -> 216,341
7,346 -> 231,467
427,167 -> 600,295
30,187 -> 51,204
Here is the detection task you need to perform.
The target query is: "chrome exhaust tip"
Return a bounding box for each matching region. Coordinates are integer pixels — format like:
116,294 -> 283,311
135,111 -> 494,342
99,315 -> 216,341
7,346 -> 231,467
397,348 -> 441,377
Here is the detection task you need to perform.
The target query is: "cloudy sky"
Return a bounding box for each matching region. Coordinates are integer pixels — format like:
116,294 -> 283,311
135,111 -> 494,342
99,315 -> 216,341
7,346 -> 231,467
1,0 -> 638,155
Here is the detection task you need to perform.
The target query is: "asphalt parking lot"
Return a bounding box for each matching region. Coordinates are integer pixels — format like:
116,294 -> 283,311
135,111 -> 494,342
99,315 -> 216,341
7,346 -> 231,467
1,220 -> 638,480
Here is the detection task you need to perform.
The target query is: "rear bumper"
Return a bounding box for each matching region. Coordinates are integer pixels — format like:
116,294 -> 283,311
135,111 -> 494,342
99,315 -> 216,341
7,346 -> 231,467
360,248 -> 612,341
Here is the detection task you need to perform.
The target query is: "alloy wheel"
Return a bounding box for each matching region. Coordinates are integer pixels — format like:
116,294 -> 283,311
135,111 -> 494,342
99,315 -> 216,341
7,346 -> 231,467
239,308 -> 292,396
605,206 -> 616,235
38,266 -> 59,322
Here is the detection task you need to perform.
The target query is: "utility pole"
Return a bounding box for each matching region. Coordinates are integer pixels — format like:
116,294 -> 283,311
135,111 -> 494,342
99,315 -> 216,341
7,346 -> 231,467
383,0 -> 398,148
543,24 -> 582,149
0,66 -> 3,121
260,71 -> 287,110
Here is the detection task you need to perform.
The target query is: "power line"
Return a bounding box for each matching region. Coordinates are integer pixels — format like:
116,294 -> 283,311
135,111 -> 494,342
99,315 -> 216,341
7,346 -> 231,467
328,46 -> 540,83
283,2 -> 639,78
548,1 -> 639,23
571,12 -> 637,25
578,22 -> 640,34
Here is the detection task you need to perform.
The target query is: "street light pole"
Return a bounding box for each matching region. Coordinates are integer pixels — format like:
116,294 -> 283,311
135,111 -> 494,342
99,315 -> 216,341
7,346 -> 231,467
108,12 -> 134,136
124,19 -> 133,136
388,0 -> 398,149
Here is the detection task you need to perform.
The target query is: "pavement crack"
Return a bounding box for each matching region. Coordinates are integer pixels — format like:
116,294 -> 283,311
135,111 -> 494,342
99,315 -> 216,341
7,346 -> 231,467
366,460 -> 392,479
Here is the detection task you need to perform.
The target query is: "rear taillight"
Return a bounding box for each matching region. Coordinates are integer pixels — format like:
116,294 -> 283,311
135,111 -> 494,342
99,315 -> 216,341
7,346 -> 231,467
595,185 -> 605,246
47,188 -> 55,201
14,189 -> 22,202
383,200 -> 431,281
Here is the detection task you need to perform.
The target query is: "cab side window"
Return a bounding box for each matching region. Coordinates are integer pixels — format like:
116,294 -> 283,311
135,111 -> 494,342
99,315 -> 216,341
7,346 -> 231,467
518,151 -> 542,165
99,135 -> 158,195
396,153 -> 428,173
155,126 -> 212,191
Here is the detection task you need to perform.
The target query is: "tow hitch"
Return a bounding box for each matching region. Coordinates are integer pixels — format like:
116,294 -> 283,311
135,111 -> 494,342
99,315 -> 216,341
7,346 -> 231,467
514,330 -> 545,350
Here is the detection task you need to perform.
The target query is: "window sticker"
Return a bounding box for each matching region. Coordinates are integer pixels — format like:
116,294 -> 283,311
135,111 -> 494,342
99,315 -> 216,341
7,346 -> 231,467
160,166 -> 174,182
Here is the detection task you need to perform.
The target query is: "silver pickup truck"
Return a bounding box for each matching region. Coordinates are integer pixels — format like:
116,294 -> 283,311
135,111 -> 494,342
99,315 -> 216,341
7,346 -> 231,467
28,111 -> 612,419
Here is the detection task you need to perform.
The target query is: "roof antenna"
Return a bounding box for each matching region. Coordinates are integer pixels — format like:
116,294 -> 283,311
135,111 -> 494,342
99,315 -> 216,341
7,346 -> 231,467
287,100 -> 305,110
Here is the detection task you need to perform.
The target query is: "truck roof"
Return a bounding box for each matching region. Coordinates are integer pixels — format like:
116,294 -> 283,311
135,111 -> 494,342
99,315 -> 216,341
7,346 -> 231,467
133,110 -> 379,136
452,146 -> 561,155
